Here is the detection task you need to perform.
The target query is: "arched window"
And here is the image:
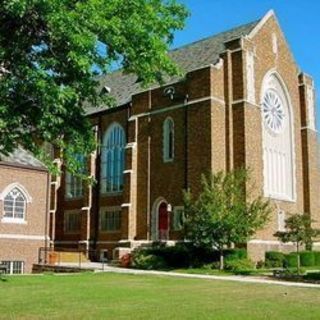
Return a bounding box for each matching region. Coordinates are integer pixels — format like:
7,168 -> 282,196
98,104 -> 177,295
163,117 -> 174,162
101,123 -> 126,193
261,71 -> 295,201
3,188 -> 26,220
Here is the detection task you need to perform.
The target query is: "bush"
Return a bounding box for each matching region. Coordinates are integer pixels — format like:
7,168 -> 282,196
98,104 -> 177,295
304,272 -> 320,281
314,252 -> 320,266
225,259 -> 255,275
285,253 -> 299,268
265,251 -> 285,268
225,248 -> 247,261
132,251 -> 167,270
300,251 -> 315,267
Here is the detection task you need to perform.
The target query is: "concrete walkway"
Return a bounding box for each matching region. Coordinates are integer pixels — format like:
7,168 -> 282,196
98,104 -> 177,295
98,265 -> 320,289
58,262 -> 320,289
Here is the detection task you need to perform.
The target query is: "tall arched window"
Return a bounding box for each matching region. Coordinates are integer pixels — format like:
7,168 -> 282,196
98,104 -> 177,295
261,71 -> 295,201
3,188 -> 26,220
101,123 -> 126,193
163,117 -> 174,162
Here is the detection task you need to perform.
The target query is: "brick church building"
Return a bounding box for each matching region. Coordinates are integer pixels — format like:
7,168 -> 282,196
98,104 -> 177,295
1,10 -> 319,271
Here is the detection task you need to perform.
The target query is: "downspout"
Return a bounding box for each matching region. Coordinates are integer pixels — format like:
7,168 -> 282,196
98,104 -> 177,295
93,115 -> 102,250
147,90 -> 152,240
184,94 -> 189,190
44,171 -> 50,264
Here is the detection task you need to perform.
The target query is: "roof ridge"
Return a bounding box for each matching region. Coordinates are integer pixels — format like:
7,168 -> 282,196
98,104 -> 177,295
170,19 -> 260,53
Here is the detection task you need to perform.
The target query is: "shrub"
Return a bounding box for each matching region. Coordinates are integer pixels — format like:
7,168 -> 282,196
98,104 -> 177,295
314,252 -> 320,266
285,253 -> 298,268
132,253 -> 167,270
304,272 -> 320,281
225,248 -> 247,261
225,259 -> 255,275
265,251 -> 285,268
300,251 -> 315,267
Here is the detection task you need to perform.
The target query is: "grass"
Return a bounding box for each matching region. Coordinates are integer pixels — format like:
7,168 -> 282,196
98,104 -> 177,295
173,267 -> 272,276
0,272 -> 320,319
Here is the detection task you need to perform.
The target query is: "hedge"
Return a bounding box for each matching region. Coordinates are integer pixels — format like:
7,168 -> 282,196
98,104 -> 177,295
265,251 -> 285,268
225,248 -> 247,261
314,252 -> 320,266
131,244 -> 248,269
285,253 -> 299,268
300,251 -> 315,267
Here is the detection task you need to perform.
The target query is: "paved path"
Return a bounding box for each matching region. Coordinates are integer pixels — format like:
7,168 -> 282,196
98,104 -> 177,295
98,266 -> 320,289
59,262 -> 320,289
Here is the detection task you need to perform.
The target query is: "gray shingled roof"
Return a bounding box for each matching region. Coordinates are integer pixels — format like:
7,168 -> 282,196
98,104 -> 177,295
0,147 -> 46,169
86,19 -> 259,115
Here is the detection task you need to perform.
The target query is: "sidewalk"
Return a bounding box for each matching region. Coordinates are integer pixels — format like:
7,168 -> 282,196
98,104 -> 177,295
97,265 -> 320,289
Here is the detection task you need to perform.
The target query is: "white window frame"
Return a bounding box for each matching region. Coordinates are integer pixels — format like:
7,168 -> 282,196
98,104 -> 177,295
0,184 -> 31,224
163,117 -> 174,162
261,71 -> 296,202
100,207 -> 122,233
101,123 -> 126,194
64,210 -> 81,234
1,261 -> 24,274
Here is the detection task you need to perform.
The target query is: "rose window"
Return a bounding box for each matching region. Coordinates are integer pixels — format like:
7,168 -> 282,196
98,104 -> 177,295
262,90 -> 285,134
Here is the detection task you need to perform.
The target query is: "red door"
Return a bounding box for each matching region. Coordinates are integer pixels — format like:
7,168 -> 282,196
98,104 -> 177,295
158,202 -> 169,240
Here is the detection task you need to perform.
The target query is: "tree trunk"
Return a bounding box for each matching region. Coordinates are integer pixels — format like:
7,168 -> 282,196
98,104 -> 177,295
296,242 -> 301,275
219,248 -> 224,270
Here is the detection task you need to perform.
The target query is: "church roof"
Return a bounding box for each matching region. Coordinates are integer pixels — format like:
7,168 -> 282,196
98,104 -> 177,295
0,147 -> 46,170
86,19 -> 259,115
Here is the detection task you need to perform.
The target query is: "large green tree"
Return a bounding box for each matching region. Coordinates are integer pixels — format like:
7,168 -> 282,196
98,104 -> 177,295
184,169 -> 271,270
0,0 -> 188,172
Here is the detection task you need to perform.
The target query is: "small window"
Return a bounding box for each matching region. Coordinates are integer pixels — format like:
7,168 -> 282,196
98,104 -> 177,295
100,209 -> 121,232
3,188 -> 26,220
163,117 -> 174,162
277,210 -> 286,232
1,261 -> 24,274
65,155 -> 86,199
172,207 -> 184,231
64,211 -> 80,233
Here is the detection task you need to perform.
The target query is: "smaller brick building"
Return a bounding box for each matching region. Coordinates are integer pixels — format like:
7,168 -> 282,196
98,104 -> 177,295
0,148 -> 49,273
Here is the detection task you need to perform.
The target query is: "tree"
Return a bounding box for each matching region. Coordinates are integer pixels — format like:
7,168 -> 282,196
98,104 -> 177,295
274,213 -> 320,274
0,0 -> 188,173
183,169 -> 271,270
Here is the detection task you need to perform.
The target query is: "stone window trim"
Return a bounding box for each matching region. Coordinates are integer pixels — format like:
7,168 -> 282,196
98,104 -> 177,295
163,117 -> 175,162
100,206 -> 122,233
0,183 -> 31,224
100,122 -> 126,194
261,70 -> 296,203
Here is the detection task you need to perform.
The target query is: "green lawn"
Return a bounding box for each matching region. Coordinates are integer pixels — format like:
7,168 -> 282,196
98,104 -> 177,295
0,272 -> 320,320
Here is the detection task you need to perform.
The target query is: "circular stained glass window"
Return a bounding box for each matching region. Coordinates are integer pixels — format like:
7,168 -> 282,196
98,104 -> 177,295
262,89 -> 285,134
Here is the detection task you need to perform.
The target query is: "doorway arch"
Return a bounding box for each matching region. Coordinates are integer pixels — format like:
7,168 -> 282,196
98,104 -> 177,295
151,197 -> 170,241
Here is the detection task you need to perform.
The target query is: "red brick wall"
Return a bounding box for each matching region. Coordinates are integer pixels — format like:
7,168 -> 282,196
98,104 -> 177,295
0,164 -> 49,272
